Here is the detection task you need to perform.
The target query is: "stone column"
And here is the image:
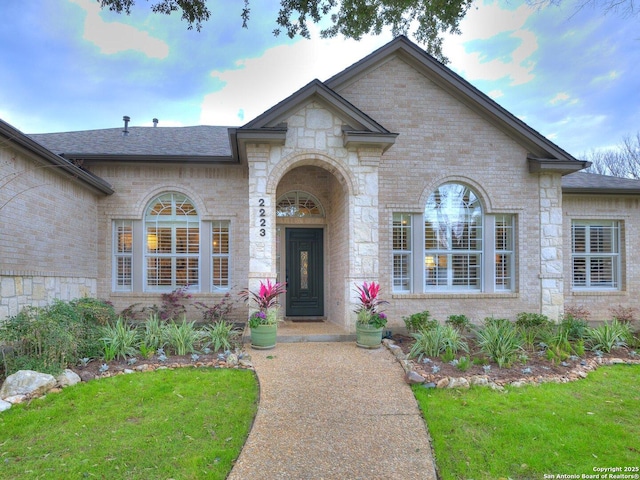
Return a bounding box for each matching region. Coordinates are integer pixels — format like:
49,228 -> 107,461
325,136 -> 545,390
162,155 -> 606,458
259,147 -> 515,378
247,145 -> 277,295
348,148 -> 381,329
538,173 -> 564,321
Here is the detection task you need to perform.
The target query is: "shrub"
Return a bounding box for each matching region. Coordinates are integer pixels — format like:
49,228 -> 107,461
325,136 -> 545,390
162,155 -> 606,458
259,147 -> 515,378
515,312 -> 551,329
563,305 -> 590,322
409,324 -> 468,362
0,300 -> 104,376
194,292 -> 234,323
202,321 -> 242,352
586,319 -> 631,353
140,313 -> 168,352
559,315 -> 590,341
475,320 -> 523,368
456,356 -> 471,372
515,313 -> 552,352
70,297 -> 116,326
147,286 -> 192,321
609,305 -> 637,324
539,327 -> 573,365
100,317 -> 140,361
403,311 -> 437,334
165,318 -> 201,355
445,314 -> 471,332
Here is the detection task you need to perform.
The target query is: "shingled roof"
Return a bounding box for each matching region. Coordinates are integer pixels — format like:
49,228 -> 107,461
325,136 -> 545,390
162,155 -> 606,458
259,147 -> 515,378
562,172 -> 640,194
29,126 -> 234,161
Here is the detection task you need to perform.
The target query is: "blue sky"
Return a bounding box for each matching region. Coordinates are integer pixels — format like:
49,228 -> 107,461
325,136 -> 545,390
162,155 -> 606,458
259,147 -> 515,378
0,0 -> 637,157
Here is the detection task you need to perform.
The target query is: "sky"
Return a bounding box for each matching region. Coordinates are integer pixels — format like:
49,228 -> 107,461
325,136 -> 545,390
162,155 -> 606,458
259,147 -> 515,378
0,0 -> 638,157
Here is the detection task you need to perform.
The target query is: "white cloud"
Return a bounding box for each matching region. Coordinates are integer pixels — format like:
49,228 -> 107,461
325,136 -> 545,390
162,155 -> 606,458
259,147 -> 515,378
549,92 -> 570,105
199,32 -> 392,125
69,0 -> 169,59
443,1 -> 539,86
488,89 -> 504,99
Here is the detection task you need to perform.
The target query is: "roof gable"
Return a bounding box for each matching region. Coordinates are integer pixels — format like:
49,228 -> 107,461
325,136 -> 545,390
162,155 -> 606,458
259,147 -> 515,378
231,79 -> 398,162
242,79 -> 391,133
326,36 -> 589,174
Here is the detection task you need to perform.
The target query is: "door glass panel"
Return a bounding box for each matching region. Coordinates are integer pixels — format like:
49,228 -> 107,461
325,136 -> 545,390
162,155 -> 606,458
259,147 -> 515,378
300,250 -> 309,289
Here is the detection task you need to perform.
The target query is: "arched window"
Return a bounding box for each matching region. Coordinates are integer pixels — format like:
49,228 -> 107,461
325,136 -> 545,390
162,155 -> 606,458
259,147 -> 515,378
145,193 -> 200,291
424,183 -> 483,290
276,191 -> 325,217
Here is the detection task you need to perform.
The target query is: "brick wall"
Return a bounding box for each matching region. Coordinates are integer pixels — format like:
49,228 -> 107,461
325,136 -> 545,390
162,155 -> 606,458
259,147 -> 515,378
335,54 -> 548,325
563,194 -> 640,321
0,143 -> 99,319
89,162 -> 251,322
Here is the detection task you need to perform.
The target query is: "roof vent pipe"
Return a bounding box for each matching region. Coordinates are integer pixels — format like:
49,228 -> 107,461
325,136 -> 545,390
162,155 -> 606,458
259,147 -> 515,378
153,118 -> 158,127
123,115 -> 130,135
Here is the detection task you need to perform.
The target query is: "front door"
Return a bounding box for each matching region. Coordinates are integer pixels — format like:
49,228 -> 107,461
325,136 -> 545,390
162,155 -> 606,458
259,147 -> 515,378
286,228 -> 324,317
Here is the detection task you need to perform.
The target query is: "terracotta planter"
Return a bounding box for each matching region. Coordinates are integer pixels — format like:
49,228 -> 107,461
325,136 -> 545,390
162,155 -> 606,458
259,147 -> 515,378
250,323 -> 277,350
356,323 -> 383,349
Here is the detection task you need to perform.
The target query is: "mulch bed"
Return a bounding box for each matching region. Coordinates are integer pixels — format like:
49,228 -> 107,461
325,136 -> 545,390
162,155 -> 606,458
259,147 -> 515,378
390,334 -> 640,387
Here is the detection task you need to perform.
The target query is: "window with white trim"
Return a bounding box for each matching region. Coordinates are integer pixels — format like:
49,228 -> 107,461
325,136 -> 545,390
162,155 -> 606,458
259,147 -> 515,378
392,213 -> 412,292
495,215 -> 514,291
571,220 -> 620,289
145,193 -> 200,291
212,221 -> 230,290
392,183 -> 515,294
424,184 -> 483,291
113,220 -> 133,291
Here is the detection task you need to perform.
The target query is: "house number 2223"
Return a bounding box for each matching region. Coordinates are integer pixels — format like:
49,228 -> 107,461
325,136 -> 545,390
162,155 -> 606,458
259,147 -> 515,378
258,198 -> 266,236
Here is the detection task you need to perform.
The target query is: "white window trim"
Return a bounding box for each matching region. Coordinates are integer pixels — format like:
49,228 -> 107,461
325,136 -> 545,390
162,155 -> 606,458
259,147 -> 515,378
392,213 -> 413,292
113,220 -> 133,292
571,220 -> 621,291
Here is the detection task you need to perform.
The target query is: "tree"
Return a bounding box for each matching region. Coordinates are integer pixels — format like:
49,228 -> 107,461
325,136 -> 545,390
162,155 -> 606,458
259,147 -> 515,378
585,132 -> 640,179
97,0 -> 473,63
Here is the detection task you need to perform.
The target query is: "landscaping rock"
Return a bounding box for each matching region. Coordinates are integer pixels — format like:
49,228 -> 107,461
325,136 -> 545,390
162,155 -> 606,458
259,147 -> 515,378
0,399 -> 11,412
0,370 -> 56,400
4,394 -> 27,404
56,369 -> 81,388
436,377 -> 450,389
404,370 -> 426,384
79,370 -> 96,382
239,358 -> 253,368
470,375 -> 489,387
227,353 -> 239,367
447,377 -> 470,389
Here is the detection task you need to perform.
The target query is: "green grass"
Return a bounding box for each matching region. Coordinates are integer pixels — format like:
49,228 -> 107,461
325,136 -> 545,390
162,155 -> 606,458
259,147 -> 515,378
0,368 -> 258,479
414,365 -> 640,480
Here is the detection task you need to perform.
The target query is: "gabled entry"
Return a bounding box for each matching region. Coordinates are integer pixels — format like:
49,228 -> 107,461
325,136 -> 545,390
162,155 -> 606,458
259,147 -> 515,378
286,228 -> 324,317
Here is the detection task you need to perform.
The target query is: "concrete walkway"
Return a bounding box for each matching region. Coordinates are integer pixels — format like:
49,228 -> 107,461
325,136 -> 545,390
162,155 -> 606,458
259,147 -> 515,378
228,342 -> 438,480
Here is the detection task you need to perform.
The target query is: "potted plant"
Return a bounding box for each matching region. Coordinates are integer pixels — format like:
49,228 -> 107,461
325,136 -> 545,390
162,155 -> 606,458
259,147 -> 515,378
354,281 -> 389,349
239,279 -> 287,349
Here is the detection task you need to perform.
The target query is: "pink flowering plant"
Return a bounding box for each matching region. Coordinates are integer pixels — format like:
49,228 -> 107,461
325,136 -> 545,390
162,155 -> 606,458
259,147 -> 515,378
239,279 -> 287,328
355,281 -> 389,328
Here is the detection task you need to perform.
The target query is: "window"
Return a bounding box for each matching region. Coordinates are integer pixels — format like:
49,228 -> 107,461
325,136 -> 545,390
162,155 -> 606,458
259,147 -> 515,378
276,191 -> 325,217
392,213 -> 412,292
212,221 -> 230,290
572,221 -> 620,289
145,193 -> 199,291
424,184 -> 482,291
495,215 -> 514,291
113,220 -> 133,291
392,183 -> 515,294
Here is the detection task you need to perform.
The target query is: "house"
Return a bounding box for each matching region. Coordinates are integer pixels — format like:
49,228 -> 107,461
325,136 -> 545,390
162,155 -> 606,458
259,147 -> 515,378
1,36 -> 639,329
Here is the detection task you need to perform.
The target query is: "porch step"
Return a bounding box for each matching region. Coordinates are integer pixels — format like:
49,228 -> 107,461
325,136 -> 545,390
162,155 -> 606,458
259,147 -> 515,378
242,320 -> 356,344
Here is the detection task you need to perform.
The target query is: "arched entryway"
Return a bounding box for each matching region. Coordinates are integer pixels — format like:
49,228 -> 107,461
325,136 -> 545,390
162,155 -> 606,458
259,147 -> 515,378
274,165 -> 349,324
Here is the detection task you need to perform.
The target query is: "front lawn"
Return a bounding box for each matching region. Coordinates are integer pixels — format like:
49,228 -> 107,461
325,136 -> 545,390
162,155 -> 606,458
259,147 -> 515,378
415,364 -> 640,480
0,368 -> 258,479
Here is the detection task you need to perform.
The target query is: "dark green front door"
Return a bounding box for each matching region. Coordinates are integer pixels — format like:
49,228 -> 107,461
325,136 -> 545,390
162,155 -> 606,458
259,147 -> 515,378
286,228 -> 324,317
